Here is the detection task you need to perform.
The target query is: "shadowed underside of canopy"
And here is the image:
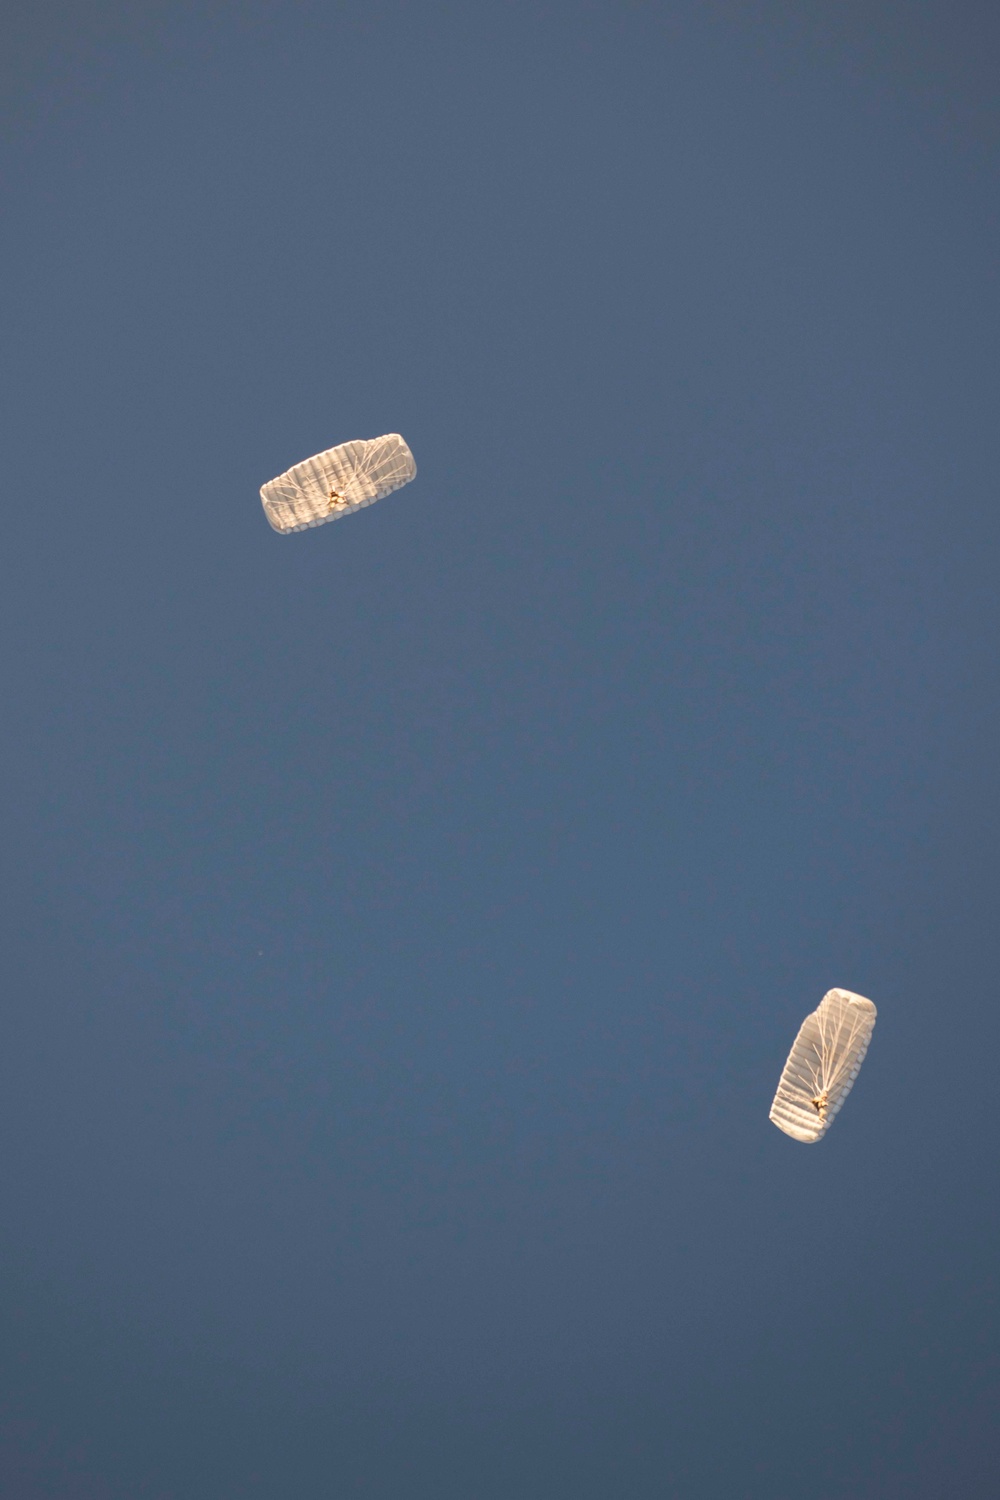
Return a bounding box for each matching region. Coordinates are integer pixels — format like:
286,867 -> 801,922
261,433 -> 416,534
769,989 -> 877,1143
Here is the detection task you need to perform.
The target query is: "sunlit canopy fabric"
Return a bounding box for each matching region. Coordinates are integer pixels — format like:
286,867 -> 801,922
769,989 -> 877,1142
260,433 -> 416,534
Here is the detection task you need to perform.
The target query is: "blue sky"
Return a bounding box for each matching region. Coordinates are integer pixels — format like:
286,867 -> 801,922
2,3 -> 998,1495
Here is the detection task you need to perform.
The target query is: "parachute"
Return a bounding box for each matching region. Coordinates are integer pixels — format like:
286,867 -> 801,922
260,433 -> 416,534
769,989 -> 877,1142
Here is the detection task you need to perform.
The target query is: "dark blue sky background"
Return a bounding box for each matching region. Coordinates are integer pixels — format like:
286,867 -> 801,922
2,3 -> 998,1495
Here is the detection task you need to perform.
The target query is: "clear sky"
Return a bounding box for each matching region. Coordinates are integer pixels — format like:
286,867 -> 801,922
2,3 -> 998,1496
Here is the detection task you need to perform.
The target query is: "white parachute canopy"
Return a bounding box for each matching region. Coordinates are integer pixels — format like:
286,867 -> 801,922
260,433 -> 416,534
769,989 -> 877,1143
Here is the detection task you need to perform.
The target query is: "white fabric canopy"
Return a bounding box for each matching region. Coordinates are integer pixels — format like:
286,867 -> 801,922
261,433 -> 416,534
769,989 -> 877,1142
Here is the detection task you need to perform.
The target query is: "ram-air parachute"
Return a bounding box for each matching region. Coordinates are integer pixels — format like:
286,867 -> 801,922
261,434 -> 416,534
769,989 -> 876,1142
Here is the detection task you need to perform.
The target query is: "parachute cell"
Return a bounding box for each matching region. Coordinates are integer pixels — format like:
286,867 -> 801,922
769,989 -> 876,1143
260,434 -> 416,534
